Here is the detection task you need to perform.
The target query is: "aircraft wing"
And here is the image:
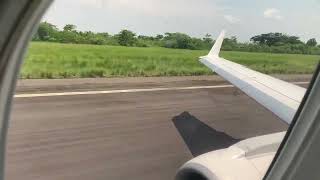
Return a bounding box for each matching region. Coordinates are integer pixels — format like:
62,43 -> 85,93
200,31 -> 306,124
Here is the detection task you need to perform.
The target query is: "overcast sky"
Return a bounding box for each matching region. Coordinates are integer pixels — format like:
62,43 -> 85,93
43,0 -> 320,42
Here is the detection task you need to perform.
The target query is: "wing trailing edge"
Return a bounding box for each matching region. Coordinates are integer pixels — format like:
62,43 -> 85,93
200,31 -> 306,124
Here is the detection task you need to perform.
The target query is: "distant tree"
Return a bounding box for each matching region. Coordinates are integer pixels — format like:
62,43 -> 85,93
175,33 -> 192,49
36,22 -> 59,41
250,33 -> 303,46
97,32 -> 109,38
31,21 -> 320,55
155,34 -> 164,40
286,36 -> 302,45
89,32 -> 108,45
137,35 -> 154,40
306,38 -> 317,47
202,34 -> 213,49
203,34 -> 213,43
63,24 -> 77,32
163,32 -> 193,49
222,36 -> 238,50
189,38 -> 206,50
117,30 -> 137,46
75,31 -> 106,45
59,31 -> 79,43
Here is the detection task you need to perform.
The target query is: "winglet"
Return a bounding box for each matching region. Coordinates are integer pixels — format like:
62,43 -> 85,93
207,30 -> 225,58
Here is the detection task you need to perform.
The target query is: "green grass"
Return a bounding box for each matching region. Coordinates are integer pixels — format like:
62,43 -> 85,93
21,42 -> 320,79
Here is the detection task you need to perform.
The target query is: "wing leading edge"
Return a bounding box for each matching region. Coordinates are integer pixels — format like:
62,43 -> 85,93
200,31 -> 306,124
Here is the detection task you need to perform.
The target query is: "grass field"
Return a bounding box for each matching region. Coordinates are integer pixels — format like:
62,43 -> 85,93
21,42 -> 320,79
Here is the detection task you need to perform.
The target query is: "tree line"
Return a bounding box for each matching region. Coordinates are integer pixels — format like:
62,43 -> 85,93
33,22 -> 320,55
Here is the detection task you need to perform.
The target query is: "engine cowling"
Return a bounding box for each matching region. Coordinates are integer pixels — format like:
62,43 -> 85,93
176,132 -> 285,180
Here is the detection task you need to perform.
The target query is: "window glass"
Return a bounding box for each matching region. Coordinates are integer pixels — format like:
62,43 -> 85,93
6,1 -> 319,180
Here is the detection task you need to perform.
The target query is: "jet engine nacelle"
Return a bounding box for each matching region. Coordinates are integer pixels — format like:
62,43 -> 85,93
176,132 -> 285,180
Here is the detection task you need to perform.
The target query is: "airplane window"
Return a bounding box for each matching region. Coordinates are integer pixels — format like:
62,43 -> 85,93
5,0 -> 320,180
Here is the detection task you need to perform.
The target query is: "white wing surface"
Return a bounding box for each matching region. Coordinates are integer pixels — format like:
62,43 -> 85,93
200,31 -> 306,124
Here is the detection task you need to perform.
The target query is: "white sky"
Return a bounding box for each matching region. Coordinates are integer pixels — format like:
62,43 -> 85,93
43,0 -> 320,42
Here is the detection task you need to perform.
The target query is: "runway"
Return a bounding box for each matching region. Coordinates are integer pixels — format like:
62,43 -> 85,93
5,75 -> 310,180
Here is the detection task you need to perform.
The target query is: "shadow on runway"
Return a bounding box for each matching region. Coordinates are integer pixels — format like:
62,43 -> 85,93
172,112 -> 241,157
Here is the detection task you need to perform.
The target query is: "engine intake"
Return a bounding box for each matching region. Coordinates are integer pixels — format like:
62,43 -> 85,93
176,168 -> 209,180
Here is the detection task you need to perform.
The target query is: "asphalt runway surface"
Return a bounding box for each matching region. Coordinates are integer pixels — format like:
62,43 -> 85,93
5,75 -> 310,180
